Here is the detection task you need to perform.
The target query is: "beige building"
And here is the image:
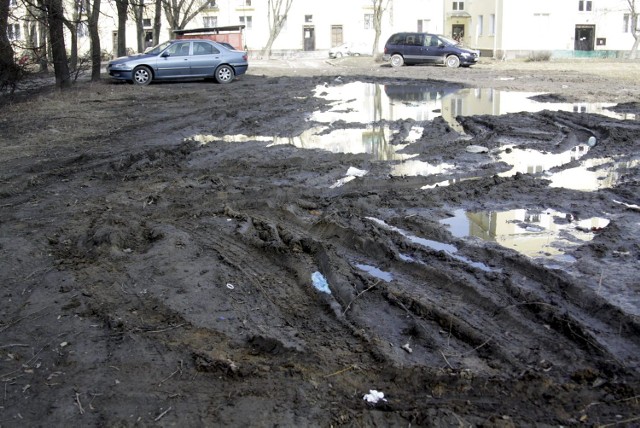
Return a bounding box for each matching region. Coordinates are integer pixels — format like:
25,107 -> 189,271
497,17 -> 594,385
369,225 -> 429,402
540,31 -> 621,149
445,0 -> 639,58
6,0 -> 638,59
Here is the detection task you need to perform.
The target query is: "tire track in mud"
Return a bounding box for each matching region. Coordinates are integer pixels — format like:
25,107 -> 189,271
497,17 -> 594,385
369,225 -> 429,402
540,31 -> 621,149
305,210 -> 640,379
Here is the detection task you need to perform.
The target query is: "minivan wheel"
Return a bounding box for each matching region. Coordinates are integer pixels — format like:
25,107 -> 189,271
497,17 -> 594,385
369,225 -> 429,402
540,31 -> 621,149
390,54 -> 404,67
445,55 -> 460,68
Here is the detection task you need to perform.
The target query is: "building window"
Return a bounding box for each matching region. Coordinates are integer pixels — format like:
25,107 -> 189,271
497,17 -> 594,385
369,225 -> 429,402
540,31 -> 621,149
453,1 -> 464,10
490,14 -> 495,35
239,15 -> 252,29
9,0 -> 17,7
578,1 -> 592,11
204,16 -> 217,27
477,15 -> 484,36
7,23 -> 21,40
77,22 -> 89,37
364,14 -> 373,29
304,15 -> 313,23
143,18 -> 152,27
417,19 -> 431,32
206,0 -> 217,8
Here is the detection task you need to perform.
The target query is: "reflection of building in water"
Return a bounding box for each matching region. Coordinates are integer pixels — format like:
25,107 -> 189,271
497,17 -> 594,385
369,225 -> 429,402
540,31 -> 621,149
444,208 -> 610,258
497,143 -> 591,177
549,157 -> 640,190
313,82 -> 624,136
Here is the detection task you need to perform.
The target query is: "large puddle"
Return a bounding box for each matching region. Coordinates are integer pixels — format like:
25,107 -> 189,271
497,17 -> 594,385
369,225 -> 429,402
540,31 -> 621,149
440,208 -> 610,264
192,82 -> 637,191
312,82 -> 628,131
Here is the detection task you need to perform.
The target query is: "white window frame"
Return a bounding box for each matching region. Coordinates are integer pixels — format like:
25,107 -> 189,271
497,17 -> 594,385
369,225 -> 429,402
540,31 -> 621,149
578,0 -> 592,12
477,15 -> 484,36
239,15 -> 252,29
203,16 -> 217,27
77,21 -> 89,38
7,23 -> 21,40
453,1 -> 464,11
489,13 -> 495,35
364,14 -> 373,30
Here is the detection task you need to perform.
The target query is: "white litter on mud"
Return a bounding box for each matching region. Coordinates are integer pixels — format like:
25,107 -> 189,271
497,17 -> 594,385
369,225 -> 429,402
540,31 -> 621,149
330,167 -> 368,188
311,271 -> 331,294
363,390 -> 387,404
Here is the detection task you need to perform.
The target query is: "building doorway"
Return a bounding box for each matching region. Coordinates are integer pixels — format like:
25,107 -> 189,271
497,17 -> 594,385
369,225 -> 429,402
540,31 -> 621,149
331,25 -> 343,47
452,24 -> 464,42
575,25 -> 595,51
303,26 -> 315,51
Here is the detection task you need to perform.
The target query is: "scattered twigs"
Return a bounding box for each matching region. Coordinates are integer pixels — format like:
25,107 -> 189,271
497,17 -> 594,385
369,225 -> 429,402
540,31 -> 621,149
0,344 -> 29,349
440,351 -> 453,369
145,323 -> 186,334
0,306 -> 50,334
343,280 -> 381,316
154,406 -> 172,421
75,392 -> 85,415
599,415 -> 640,428
158,360 -> 183,386
324,364 -> 358,378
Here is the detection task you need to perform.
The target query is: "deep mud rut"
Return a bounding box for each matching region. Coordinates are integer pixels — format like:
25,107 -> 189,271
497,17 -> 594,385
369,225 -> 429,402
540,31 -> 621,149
1,58 -> 639,426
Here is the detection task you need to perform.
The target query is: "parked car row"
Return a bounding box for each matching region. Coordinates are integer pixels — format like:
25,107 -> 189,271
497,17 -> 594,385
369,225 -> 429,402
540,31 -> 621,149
106,32 -> 479,86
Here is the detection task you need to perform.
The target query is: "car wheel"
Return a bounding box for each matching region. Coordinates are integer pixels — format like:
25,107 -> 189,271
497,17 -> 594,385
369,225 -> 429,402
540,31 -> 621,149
133,66 -> 152,85
390,54 -> 404,67
214,64 -> 235,84
336,52 -> 343,58
445,55 -> 460,68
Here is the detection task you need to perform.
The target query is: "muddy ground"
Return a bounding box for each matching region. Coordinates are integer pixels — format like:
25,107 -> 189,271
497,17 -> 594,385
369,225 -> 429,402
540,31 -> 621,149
1,57 -> 640,427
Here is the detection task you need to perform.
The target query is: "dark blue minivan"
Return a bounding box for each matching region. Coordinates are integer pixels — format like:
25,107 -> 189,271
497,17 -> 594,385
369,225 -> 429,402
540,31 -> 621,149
383,32 -> 479,68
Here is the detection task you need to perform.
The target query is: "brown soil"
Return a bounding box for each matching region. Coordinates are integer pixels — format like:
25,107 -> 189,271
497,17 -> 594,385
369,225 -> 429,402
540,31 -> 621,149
1,57 -> 639,427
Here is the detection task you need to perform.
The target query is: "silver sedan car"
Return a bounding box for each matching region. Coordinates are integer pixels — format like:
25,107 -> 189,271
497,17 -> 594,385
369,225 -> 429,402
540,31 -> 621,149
107,39 -> 248,85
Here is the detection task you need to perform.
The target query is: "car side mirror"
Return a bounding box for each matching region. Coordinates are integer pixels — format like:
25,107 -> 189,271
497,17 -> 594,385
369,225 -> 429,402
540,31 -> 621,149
161,51 -> 170,57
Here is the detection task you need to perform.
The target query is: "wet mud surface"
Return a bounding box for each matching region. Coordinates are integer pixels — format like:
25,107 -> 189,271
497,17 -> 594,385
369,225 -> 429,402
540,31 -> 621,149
1,58 -> 640,426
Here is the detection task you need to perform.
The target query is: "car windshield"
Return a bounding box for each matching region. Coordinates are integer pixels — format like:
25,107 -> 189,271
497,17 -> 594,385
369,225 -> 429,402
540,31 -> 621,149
439,36 -> 459,46
144,41 -> 173,55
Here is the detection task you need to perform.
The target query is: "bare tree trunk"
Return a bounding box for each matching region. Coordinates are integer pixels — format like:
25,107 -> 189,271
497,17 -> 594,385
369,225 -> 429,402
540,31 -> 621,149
86,0 -> 102,80
629,0 -> 639,59
63,20 -> 78,72
116,0 -> 129,57
37,0 -> 48,72
153,0 -> 162,45
261,0 -> 293,59
45,0 -> 71,89
131,1 -> 144,52
372,0 -> 389,60
0,0 -> 17,90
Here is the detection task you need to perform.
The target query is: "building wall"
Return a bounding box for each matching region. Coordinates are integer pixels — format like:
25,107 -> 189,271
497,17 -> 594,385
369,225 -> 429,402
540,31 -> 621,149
6,0 -> 638,60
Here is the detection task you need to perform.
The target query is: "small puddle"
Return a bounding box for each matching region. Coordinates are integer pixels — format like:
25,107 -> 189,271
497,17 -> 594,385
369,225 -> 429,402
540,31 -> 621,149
440,208 -> 610,261
354,263 -> 393,282
366,217 -> 495,272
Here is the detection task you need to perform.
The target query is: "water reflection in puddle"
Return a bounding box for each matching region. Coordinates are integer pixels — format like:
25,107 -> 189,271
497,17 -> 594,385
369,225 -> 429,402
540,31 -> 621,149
440,208 -> 609,262
366,217 -> 495,272
313,82 -> 626,132
421,144 -> 638,191
354,263 -> 394,282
